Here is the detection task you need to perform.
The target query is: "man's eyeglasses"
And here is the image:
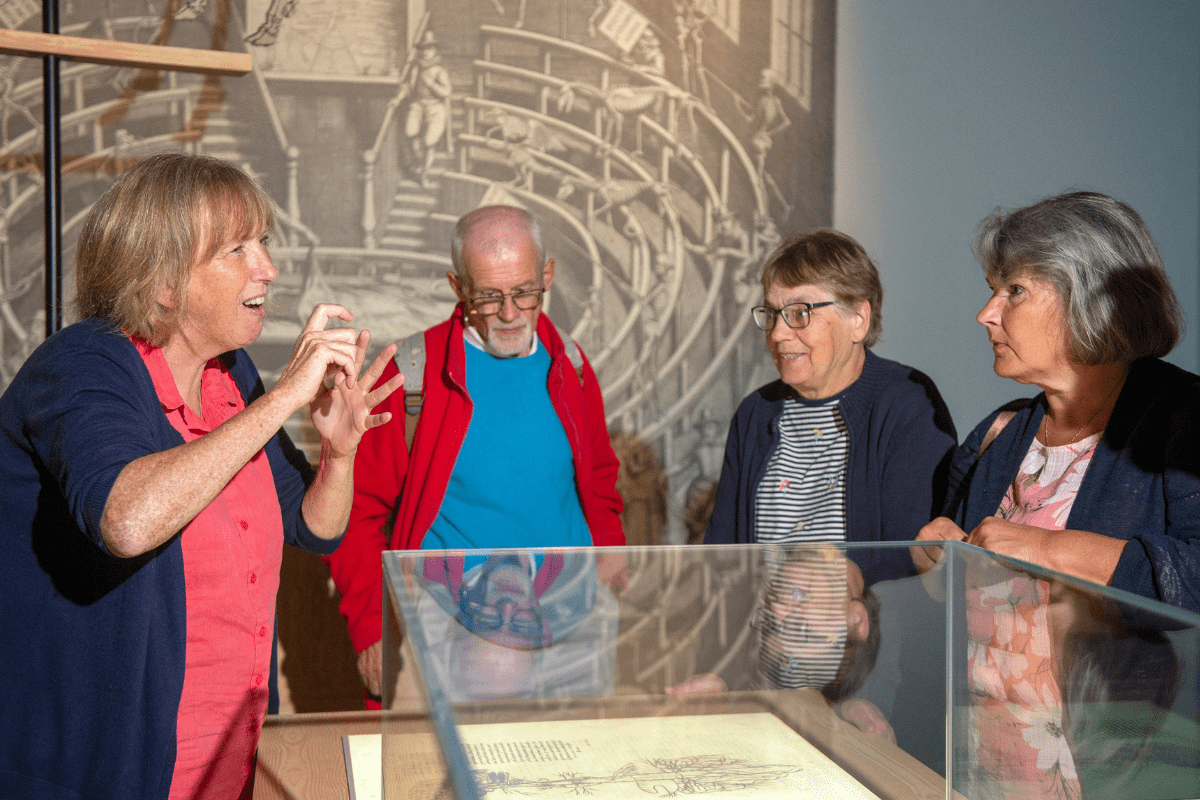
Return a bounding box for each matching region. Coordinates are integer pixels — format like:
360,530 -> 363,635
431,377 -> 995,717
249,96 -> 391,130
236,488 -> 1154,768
752,301 -> 836,331
469,287 -> 544,316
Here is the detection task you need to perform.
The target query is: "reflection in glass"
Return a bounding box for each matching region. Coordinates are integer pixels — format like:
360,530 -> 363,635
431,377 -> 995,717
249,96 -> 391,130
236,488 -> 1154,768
381,543 -> 1200,800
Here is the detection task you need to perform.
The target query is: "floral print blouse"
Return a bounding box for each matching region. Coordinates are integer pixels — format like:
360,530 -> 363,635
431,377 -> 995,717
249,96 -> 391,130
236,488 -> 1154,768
964,433 -> 1099,800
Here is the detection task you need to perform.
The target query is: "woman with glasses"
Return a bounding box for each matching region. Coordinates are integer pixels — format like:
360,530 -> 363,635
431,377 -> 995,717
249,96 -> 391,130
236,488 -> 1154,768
667,546 -> 892,740
705,230 -> 957,585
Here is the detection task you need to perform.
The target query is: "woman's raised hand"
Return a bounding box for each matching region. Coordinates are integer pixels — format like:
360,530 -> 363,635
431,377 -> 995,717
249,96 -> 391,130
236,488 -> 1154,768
275,304 -> 403,457
273,305 -> 362,405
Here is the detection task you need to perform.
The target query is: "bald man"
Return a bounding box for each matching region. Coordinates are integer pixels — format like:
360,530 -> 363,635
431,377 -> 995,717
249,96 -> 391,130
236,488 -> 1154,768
326,206 -> 624,703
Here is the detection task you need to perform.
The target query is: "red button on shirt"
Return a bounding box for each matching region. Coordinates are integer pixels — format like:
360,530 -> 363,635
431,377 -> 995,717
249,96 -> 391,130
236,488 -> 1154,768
135,339 -> 284,800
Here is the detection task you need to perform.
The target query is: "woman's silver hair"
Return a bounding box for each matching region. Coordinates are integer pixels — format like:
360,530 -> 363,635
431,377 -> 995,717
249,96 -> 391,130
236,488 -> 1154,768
449,205 -> 545,287
973,191 -> 1183,364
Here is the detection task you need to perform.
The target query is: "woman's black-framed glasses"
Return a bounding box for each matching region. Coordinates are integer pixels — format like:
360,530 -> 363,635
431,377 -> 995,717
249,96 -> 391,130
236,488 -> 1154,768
752,301 -> 836,331
749,604 -> 812,644
469,287 -> 545,316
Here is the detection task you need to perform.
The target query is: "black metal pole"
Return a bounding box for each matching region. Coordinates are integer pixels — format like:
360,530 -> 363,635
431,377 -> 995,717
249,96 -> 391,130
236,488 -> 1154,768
43,0 -> 62,337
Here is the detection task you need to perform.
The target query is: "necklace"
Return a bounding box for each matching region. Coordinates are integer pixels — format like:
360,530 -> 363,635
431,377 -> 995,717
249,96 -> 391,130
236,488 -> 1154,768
1039,370 -> 1126,447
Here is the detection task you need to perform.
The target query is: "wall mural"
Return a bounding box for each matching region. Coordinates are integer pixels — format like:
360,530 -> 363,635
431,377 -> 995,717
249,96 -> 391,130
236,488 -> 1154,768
0,0 -> 833,545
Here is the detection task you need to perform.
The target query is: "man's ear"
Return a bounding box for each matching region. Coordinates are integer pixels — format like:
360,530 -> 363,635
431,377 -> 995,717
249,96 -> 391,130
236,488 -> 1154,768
542,257 -> 555,292
848,597 -> 870,643
447,270 -> 468,303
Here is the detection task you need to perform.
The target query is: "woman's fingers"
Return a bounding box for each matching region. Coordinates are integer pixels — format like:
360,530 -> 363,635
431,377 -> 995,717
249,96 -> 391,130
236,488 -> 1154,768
360,341 -> 398,389
912,516 -> 966,573
302,303 -> 354,333
363,411 -> 394,430
284,307 -> 408,451
298,304 -> 361,384
365,372 -> 405,414
276,318 -> 365,411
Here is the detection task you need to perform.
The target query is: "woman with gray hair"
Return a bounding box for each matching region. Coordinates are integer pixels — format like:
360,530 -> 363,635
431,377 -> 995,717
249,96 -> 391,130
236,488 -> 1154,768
706,229 -> 957,586
914,190 -> 1197,799
916,190 -> 1197,611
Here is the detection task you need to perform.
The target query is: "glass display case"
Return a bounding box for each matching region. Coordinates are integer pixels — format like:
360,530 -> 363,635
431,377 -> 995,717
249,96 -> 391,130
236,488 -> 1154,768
378,542 -> 1200,800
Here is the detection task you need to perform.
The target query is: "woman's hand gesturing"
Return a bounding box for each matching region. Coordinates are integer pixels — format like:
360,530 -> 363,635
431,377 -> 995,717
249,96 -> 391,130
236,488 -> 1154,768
274,304 -> 403,458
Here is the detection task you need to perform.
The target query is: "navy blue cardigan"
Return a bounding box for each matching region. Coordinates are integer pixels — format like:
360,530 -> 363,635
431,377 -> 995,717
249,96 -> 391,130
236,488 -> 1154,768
704,349 -> 957,585
944,357 -> 1200,614
0,318 -> 339,799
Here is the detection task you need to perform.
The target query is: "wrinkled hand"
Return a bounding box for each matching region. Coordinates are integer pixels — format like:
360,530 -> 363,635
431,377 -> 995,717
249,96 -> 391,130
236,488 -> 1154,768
357,640 -> 383,699
837,698 -> 896,744
664,673 -> 727,696
596,551 -> 629,591
912,516 -> 967,573
272,304 -> 363,411
293,308 -> 403,459
966,516 -> 1052,569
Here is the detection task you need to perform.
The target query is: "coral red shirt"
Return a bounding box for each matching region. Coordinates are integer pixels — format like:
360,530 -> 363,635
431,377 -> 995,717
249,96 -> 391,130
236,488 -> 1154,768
135,339 -> 283,800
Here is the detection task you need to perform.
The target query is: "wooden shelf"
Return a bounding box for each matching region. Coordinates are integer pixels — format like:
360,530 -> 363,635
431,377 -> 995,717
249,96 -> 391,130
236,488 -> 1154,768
0,28 -> 251,76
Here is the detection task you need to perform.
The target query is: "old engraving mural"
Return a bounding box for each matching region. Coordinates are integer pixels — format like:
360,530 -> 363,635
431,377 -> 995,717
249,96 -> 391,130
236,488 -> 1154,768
0,0 -> 833,542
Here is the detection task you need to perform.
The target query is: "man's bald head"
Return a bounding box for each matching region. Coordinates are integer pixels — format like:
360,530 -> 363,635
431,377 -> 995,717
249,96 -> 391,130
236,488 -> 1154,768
451,205 -> 546,288
446,205 -> 555,358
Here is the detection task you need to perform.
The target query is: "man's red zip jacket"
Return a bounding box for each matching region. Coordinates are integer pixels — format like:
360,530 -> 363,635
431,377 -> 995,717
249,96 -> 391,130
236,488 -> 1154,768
325,304 -> 625,654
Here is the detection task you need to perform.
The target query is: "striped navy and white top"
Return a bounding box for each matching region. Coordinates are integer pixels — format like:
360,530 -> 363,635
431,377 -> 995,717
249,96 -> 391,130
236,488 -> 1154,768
754,396 -> 849,544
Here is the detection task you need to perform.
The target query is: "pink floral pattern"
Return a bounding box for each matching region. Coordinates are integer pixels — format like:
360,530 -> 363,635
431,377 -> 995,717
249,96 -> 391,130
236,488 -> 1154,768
963,434 -> 1098,800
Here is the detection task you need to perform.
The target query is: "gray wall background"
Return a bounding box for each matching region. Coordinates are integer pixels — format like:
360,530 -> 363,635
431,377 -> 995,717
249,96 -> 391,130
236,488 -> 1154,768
833,0 -> 1200,438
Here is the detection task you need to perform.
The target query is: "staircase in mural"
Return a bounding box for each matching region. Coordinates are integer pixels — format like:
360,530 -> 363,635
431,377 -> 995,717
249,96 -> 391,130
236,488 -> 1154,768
0,4 -> 774,710
379,181 -> 439,252
0,7 -> 790,538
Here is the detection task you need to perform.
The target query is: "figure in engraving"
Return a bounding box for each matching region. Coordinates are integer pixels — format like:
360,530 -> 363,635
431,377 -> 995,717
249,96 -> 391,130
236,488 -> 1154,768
674,0 -> 715,106
478,108 -> 568,190
740,69 -> 792,214
0,58 -> 39,145
626,29 -> 666,79
487,0 -> 527,28
555,174 -> 673,228
556,80 -> 696,146
390,30 -> 453,187
245,0 -> 299,46
173,0 -> 209,21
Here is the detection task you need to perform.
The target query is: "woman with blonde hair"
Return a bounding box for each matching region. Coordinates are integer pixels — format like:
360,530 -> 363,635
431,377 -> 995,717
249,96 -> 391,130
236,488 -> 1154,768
0,153 -> 402,799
